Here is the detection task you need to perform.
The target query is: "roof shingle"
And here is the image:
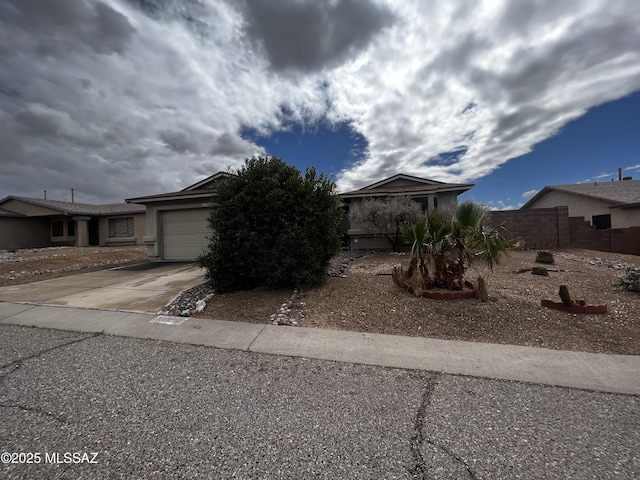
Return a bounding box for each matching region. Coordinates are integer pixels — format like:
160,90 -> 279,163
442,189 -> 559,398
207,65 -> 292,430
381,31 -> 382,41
4,197 -> 145,216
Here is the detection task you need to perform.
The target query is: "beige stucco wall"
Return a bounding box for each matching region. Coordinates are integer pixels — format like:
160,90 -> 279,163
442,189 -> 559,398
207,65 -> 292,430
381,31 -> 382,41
1,199 -> 61,216
382,178 -> 428,188
526,191 -> 611,225
0,217 -> 52,250
98,213 -> 146,246
437,192 -> 459,209
611,206 -> 640,228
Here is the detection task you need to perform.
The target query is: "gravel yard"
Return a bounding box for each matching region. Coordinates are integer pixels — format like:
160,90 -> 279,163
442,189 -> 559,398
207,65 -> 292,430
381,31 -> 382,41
0,246 -> 149,286
1,245 -> 638,355
197,248 -> 640,355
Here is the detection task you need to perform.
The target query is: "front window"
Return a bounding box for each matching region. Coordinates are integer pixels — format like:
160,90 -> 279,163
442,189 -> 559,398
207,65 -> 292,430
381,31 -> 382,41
108,217 -> 134,238
592,214 -> 611,230
51,221 -> 64,237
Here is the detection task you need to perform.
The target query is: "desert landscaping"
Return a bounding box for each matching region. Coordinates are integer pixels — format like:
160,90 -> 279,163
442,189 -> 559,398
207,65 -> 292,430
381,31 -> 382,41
2,245 -> 637,356
0,246 -> 149,286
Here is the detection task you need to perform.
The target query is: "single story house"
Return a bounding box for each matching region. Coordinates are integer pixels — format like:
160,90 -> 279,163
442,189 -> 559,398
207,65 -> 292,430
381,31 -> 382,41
0,196 -> 146,251
339,173 -> 474,249
126,172 -> 231,261
521,179 -> 640,229
126,171 -> 474,260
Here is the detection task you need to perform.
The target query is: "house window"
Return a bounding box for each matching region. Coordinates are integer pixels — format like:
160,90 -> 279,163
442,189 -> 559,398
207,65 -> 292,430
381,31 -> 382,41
433,197 -> 439,209
592,214 -> 611,230
67,221 -> 75,237
414,197 -> 429,211
108,217 -> 134,238
51,221 -> 64,237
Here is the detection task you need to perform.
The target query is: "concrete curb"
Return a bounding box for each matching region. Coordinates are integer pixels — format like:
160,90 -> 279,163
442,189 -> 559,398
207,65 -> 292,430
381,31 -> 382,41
1,301 -> 639,395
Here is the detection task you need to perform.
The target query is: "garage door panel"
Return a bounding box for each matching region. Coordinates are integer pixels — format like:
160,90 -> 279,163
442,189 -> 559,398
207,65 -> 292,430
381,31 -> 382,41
162,209 -> 210,261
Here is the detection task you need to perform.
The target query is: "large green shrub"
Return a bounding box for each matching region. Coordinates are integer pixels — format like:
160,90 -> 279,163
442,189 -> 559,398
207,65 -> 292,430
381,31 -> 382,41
199,156 -> 341,292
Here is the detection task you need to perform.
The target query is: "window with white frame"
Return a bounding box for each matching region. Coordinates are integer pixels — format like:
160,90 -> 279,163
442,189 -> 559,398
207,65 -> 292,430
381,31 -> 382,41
108,217 -> 134,238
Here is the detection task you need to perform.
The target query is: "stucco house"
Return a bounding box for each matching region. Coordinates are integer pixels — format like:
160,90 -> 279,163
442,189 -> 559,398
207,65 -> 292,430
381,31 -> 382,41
521,179 -> 640,229
339,173 -> 474,249
0,196 -> 146,251
126,171 -> 474,260
126,172 -> 231,261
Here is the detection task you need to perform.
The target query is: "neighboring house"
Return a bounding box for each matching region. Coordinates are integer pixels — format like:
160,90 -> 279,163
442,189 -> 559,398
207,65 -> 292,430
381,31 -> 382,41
521,179 -> 640,229
126,172 -> 231,261
339,173 -> 474,249
0,196 -> 146,251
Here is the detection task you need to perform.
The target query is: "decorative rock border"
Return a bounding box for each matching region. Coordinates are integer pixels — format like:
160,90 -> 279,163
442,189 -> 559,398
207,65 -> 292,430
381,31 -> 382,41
541,299 -> 608,314
270,289 -> 307,326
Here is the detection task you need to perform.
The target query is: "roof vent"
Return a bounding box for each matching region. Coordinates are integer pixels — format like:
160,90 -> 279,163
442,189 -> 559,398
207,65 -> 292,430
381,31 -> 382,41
623,176 -> 633,181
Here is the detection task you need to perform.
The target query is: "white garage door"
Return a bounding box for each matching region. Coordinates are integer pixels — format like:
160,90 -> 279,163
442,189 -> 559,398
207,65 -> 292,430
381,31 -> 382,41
162,209 -> 210,261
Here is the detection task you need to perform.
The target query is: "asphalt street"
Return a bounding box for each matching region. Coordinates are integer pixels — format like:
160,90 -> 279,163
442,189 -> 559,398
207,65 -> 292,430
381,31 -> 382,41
1,324 -> 638,479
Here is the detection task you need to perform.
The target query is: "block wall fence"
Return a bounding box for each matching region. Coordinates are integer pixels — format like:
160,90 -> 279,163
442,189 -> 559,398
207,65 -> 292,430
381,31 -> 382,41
485,207 -> 640,256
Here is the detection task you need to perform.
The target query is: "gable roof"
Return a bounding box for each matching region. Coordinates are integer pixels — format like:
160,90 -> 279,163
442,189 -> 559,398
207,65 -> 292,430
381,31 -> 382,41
0,196 -> 145,216
126,171 -> 232,204
362,173 -> 448,189
340,173 -> 474,198
521,180 -> 640,209
182,171 -> 233,191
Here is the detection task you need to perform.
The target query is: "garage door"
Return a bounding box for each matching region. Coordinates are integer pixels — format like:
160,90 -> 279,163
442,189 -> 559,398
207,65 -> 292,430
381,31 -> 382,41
162,209 -> 210,261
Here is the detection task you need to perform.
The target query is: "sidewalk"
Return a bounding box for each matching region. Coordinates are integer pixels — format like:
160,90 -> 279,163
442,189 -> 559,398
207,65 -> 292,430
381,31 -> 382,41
1,301 -> 638,395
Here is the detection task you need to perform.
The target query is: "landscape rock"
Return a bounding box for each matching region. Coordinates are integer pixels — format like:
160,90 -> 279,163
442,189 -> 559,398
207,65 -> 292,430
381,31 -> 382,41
271,289 -> 306,326
327,250 -> 371,277
158,282 -> 213,318
619,267 -> 640,292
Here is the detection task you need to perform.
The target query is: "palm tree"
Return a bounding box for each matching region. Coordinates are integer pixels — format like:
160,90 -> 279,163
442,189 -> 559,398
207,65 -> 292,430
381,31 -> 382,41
393,201 -> 517,292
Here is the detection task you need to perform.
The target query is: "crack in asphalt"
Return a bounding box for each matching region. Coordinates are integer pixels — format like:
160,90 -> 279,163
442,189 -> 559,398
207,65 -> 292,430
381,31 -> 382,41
0,332 -> 101,372
409,375 -> 478,480
409,376 -> 438,479
0,332 -> 102,423
0,402 -> 68,423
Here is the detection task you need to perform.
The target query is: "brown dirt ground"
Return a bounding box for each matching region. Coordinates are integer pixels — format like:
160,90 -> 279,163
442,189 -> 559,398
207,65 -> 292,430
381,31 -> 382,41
2,245 -> 638,355
197,248 -> 640,355
0,246 -> 149,286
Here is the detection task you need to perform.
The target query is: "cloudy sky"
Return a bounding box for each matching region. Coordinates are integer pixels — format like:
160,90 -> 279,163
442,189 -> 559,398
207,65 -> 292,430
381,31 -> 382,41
1,0 -> 639,208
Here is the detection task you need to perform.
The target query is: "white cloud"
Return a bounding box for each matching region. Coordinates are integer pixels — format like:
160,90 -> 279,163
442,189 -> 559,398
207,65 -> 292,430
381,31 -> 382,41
331,0 -> 640,191
0,0 -> 639,202
521,189 -> 539,200
484,200 -> 518,211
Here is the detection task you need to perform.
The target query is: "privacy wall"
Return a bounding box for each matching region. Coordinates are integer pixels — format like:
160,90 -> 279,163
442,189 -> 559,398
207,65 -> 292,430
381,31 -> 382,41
486,207 -> 640,256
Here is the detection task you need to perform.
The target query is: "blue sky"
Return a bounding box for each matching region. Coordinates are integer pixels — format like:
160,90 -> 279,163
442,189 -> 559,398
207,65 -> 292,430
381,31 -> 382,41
249,91 -> 640,209
1,0 -> 639,207
464,90 -> 640,208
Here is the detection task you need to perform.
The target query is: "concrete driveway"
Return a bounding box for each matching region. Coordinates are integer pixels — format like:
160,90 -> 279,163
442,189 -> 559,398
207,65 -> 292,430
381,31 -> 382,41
0,263 -> 204,313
